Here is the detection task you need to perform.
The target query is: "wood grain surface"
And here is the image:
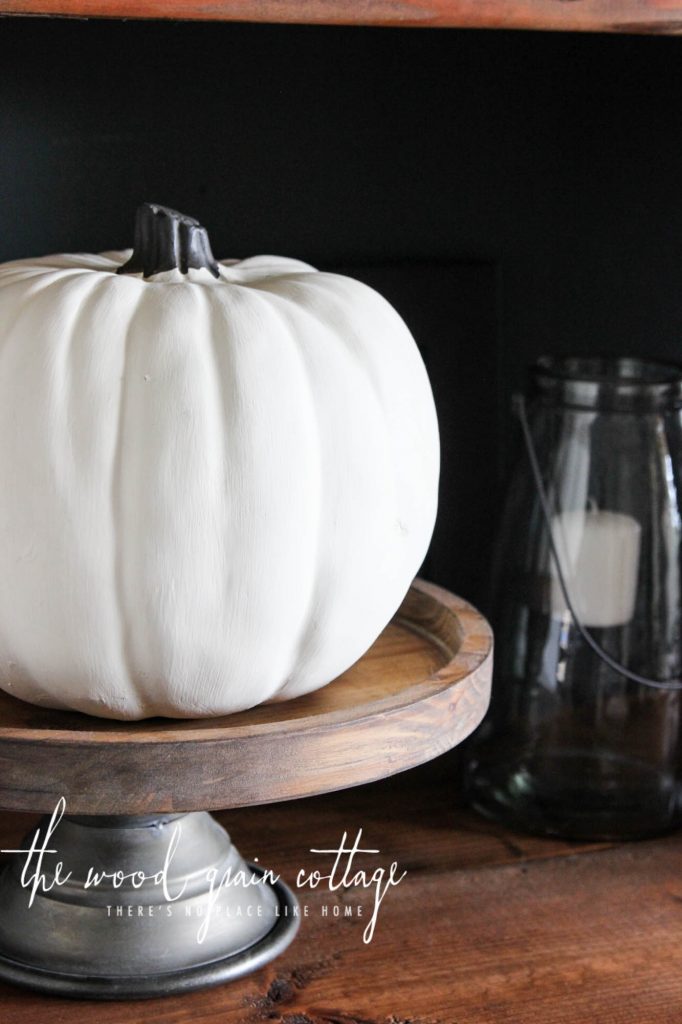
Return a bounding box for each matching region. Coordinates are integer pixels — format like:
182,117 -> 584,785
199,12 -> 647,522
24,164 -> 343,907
1,762 -> 681,1022
1,0 -> 682,32
0,580 -> 492,814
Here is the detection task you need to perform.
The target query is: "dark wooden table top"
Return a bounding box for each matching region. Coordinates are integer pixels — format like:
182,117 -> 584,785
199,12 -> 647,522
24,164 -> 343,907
1,757 -> 681,1024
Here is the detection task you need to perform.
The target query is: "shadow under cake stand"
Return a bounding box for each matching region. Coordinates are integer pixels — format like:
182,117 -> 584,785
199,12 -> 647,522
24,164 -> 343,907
0,579 -> 492,1000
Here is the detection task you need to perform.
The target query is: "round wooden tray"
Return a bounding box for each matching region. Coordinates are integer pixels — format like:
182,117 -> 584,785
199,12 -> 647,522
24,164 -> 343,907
0,580 -> 492,815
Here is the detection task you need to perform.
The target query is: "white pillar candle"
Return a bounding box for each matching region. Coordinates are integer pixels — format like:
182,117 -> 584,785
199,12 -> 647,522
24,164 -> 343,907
550,509 -> 642,628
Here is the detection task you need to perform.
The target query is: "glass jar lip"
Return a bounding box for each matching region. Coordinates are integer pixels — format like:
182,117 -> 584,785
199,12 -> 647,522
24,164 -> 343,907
531,356 -> 682,412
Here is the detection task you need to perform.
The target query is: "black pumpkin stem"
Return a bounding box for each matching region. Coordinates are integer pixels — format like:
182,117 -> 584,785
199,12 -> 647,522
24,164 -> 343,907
117,203 -> 220,279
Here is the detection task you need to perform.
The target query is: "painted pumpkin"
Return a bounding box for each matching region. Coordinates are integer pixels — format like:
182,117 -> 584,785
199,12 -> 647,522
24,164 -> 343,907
0,204 -> 439,719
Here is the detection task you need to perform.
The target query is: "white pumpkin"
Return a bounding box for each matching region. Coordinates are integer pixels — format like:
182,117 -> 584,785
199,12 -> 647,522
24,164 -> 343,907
0,205 -> 439,719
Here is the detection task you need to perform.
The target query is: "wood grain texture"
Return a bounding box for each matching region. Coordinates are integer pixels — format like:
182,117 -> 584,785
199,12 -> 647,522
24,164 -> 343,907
0,580 -> 492,814
1,0 -> 682,32
1,767 -> 681,1022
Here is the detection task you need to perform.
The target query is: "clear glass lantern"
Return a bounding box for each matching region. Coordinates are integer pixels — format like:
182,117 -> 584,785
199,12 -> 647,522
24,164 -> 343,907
464,356 -> 682,840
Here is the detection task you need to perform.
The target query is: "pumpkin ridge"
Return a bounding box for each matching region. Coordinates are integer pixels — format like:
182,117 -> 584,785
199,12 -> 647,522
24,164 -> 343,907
110,280 -> 149,715
182,281 -> 234,711
63,272 -> 131,705
204,284 -> 320,709
258,295 -> 325,701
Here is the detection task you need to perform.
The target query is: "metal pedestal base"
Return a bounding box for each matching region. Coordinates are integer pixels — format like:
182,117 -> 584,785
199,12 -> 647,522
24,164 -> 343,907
0,811 -> 299,1000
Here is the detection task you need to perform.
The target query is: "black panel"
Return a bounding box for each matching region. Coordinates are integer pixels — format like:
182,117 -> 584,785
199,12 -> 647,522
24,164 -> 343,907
3,21 -> 682,369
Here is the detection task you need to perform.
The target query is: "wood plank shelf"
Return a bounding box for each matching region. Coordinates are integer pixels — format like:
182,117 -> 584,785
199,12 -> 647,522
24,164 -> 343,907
1,0 -> 682,33
1,763 -> 681,1021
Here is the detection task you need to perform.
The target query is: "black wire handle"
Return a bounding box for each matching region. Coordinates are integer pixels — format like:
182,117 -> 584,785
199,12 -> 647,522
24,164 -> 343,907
514,392 -> 682,692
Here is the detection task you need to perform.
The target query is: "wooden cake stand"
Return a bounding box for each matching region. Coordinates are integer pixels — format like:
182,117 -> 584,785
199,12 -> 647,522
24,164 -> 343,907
0,579 -> 492,1000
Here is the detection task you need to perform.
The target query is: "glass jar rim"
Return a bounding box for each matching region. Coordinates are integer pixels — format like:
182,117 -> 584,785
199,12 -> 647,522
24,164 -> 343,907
531,356 -> 682,412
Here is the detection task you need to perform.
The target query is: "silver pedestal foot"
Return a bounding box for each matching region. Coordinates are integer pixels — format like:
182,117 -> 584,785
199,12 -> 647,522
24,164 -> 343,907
0,811 -> 299,999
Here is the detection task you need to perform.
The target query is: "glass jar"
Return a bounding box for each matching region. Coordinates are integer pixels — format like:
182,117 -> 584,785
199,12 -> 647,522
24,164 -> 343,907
464,356 -> 682,840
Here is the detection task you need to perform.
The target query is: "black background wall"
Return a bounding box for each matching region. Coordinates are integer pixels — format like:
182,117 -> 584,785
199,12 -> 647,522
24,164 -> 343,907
2,20 -> 682,605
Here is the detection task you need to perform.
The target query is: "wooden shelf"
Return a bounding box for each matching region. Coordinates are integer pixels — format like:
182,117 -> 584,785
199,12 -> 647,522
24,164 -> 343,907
1,0 -> 682,33
2,764 -> 682,1020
